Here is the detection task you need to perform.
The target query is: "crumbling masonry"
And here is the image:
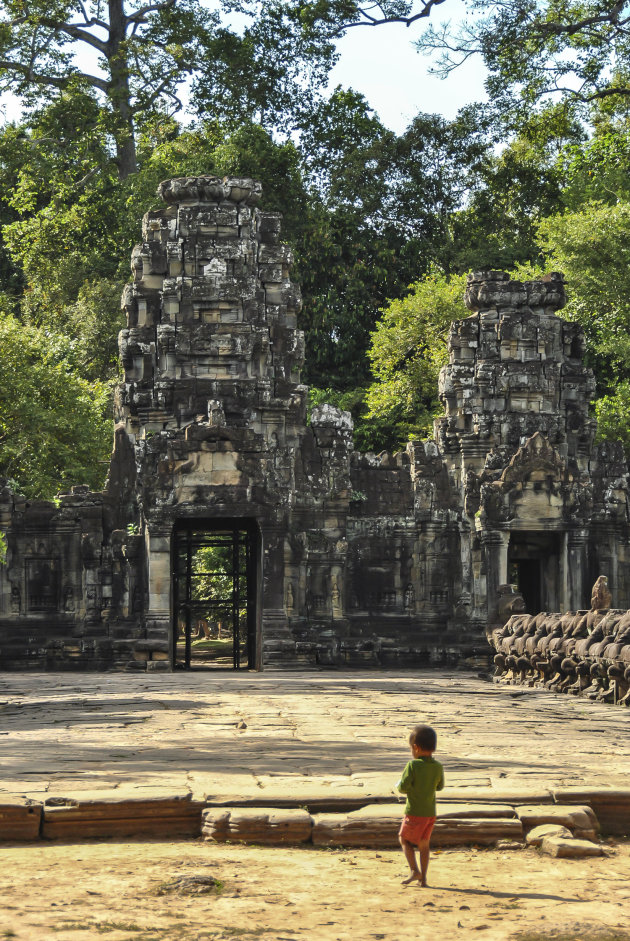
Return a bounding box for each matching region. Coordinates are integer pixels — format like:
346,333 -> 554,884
1,176 -> 630,671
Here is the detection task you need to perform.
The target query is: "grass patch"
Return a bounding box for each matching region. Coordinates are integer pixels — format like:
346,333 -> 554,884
154,874 -> 223,896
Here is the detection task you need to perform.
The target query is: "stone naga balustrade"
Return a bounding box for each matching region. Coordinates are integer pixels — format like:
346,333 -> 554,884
489,577 -> 630,705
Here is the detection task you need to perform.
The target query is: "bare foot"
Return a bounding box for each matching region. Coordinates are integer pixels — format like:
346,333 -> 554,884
401,872 -> 422,886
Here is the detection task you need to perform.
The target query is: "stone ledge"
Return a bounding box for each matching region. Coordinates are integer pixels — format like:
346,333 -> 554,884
202,807 -> 312,844
0,797 -> 42,841
515,804 -> 599,842
41,792 -> 204,840
552,788 -> 630,836
2,787 -> 629,845
201,803 -> 525,849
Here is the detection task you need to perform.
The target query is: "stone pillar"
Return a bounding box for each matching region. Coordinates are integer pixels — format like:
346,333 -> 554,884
567,529 -> 588,611
481,530 -> 509,621
145,524 -> 172,652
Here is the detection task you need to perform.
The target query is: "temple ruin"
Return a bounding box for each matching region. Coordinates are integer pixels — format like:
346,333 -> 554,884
1,175 -> 629,672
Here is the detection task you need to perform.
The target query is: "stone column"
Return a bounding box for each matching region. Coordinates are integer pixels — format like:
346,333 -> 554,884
145,524 -> 172,653
481,530 -> 509,621
567,529 -> 588,611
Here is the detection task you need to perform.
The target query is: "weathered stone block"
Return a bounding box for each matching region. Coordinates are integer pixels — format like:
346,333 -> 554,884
526,824 -> 572,846
516,804 -> 599,841
540,836 -> 605,858
0,798 -> 42,841
42,794 -> 203,839
201,807 -> 312,844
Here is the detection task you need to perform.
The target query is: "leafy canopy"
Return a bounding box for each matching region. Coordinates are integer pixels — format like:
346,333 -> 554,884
0,306 -> 112,498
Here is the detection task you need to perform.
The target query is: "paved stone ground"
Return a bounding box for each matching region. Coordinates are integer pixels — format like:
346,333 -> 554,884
0,670 -> 628,804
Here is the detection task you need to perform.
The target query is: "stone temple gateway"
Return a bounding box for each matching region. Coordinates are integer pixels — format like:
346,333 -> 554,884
1,175 -> 629,672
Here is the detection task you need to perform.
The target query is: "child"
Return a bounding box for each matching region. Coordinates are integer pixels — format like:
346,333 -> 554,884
396,724 -> 444,887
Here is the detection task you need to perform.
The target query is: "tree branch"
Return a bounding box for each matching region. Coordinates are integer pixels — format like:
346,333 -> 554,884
0,58 -> 109,92
126,0 -> 177,24
9,13 -> 109,52
77,2 -> 108,29
332,0 -> 449,36
539,2 -> 630,38
35,19 -> 109,53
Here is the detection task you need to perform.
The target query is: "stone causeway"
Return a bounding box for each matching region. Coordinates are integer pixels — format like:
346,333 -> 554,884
1,670 -> 629,848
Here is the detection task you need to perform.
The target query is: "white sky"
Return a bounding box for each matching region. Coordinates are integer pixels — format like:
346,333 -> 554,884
329,4 -> 487,132
0,1 -> 488,133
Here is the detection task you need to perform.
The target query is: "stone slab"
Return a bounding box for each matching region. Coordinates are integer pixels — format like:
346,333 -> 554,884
526,824 -> 573,846
0,798 -> 42,841
516,804 -> 599,841
202,807 -> 312,844
541,836 -> 606,858
42,793 -> 203,840
551,788 -> 630,835
440,788 -> 554,805
311,804 -> 523,848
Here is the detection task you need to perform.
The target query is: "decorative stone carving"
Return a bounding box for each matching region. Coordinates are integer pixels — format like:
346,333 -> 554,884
1,216 -> 630,672
489,577 -> 630,705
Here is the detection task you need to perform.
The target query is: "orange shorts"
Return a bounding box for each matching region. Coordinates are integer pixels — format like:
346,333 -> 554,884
398,815 -> 436,844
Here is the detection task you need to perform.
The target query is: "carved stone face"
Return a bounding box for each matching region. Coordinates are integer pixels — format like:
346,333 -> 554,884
591,575 -> 612,611
509,595 -> 527,615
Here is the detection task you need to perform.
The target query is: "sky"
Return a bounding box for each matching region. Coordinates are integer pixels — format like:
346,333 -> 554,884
0,0 -> 488,133
328,2 -> 488,133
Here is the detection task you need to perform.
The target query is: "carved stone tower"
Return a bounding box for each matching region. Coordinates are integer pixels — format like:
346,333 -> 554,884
113,176 -> 307,665
436,270 -> 629,624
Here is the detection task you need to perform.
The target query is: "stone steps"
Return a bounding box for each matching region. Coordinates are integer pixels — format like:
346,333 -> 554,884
0,788 -> 626,846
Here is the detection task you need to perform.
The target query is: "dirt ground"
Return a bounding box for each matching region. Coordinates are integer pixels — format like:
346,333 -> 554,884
1,838 -> 630,941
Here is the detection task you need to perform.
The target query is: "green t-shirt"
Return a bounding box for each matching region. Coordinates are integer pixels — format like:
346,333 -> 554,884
396,756 -> 444,816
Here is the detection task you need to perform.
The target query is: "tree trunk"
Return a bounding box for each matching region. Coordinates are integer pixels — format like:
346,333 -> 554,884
107,0 -> 138,179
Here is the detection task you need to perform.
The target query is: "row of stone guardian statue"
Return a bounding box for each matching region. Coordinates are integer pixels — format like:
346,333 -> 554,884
488,577 -> 630,705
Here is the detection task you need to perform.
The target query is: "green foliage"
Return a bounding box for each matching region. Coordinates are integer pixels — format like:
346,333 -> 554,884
417,1 -> 630,119
365,269 -> 468,452
0,530 -> 6,564
561,122 -> 630,208
296,92 -> 493,388
594,382 -> 630,450
191,3 -> 337,132
452,106 -> 580,272
0,306 -> 112,499
538,200 -> 630,392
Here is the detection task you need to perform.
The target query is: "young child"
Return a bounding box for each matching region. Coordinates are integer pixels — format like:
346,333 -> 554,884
396,724 -> 444,887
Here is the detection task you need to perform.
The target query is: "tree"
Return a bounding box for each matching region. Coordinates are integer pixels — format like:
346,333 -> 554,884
0,0 -> 212,177
0,306 -> 112,498
296,90 -> 492,390
416,1 -> 630,119
363,268 -> 467,451
0,0 -> 343,179
538,199 -> 630,394
450,104 -> 583,272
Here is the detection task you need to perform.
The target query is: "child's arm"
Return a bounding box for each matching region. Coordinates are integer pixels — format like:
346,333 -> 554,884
436,765 -> 445,792
396,761 -> 413,794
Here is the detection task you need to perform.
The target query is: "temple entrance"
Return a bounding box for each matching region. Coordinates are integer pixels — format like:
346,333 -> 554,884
172,520 -> 258,670
508,532 -> 562,614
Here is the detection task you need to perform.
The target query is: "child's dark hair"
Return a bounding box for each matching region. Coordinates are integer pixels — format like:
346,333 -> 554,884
409,724 -> 437,752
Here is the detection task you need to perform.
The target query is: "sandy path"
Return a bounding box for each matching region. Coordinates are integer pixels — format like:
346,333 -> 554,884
1,838 -> 629,941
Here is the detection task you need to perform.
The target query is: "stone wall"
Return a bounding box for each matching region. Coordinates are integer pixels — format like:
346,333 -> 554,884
1,178 -> 629,671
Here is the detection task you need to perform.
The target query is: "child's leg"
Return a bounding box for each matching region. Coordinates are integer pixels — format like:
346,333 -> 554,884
418,839 -> 430,887
399,836 -> 421,883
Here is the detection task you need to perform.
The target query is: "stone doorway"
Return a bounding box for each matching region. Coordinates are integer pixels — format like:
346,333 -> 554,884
171,521 -> 258,670
508,532 -> 562,614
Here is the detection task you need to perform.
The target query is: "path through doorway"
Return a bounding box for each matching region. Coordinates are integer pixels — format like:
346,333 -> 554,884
508,531 -> 561,614
172,520 -> 258,670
